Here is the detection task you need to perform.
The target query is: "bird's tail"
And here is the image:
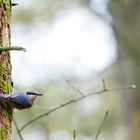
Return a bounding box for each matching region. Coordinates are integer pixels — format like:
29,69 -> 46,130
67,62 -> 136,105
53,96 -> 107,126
0,94 -> 4,99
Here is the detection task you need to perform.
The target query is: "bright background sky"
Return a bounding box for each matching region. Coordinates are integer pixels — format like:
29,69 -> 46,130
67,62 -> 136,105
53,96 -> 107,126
11,7 -> 116,86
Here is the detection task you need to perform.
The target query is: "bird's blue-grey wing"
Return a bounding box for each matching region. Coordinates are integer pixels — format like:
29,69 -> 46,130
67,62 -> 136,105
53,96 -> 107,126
4,92 -> 32,109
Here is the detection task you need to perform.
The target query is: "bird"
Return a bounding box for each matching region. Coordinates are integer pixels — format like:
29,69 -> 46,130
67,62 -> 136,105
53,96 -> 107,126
0,91 -> 43,110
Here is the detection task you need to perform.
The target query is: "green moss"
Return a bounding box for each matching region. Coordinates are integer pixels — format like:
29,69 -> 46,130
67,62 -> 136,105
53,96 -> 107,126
0,62 -> 12,93
5,0 -> 11,12
0,0 -> 11,25
0,128 -> 8,140
1,13 -> 10,25
4,104 -> 13,121
0,1 -> 2,5
5,13 -> 11,25
0,63 -> 5,86
6,83 -> 12,93
0,60 -> 13,120
3,80 -> 12,94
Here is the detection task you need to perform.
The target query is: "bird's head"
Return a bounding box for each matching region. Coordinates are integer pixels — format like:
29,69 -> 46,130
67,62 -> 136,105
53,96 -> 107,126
27,91 -> 43,104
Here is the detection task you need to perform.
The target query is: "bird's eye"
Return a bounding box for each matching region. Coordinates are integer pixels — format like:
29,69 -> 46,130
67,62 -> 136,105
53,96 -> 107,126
27,91 -> 36,95
27,92 -> 32,95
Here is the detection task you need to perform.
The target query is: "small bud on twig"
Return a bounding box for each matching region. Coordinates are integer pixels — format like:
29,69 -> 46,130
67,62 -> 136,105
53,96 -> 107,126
131,85 -> 136,89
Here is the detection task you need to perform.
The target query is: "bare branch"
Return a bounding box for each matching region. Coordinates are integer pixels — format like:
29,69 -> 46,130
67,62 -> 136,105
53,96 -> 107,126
66,80 -> 85,97
95,110 -> 109,140
19,84 -> 135,132
11,46 -> 26,52
13,119 -> 24,140
102,79 -> 106,91
0,46 -> 26,52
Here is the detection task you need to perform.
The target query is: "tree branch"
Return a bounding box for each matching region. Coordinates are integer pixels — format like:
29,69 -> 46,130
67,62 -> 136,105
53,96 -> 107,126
95,110 -> 109,140
13,119 -> 24,140
102,79 -> 106,91
66,80 -> 85,97
73,128 -> 76,140
19,84 -> 135,132
0,46 -> 26,52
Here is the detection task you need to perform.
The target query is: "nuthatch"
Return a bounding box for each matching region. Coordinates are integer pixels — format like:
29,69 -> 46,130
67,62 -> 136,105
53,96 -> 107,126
0,91 -> 43,110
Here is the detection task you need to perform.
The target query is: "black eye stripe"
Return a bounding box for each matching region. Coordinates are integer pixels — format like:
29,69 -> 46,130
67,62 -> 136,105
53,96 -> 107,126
27,92 -> 37,95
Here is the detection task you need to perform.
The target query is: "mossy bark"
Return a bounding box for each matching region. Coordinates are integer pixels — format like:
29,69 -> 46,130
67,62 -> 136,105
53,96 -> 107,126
0,0 -> 13,140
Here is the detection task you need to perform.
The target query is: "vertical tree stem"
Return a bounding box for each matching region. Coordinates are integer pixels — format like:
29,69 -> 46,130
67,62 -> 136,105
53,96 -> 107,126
0,1 -> 13,140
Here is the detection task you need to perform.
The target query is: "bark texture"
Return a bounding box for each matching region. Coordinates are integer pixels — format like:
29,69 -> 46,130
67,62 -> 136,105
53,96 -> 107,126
0,1 -> 13,140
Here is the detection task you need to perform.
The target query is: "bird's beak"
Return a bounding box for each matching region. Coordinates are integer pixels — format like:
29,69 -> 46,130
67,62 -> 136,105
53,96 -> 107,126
37,94 -> 43,96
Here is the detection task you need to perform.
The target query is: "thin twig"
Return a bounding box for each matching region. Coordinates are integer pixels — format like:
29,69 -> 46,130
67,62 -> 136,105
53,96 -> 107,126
13,119 -> 24,140
66,80 -> 85,97
102,79 -> 106,91
19,85 -> 135,132
73,128 -> 76,140
12,46 -> 26,52
0,46 -> 26,52
95,110 -> 109,140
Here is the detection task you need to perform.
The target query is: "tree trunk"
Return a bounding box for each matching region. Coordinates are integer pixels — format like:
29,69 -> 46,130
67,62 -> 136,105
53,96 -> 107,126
107,0 -> 140,140
0,1 -> 13,140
